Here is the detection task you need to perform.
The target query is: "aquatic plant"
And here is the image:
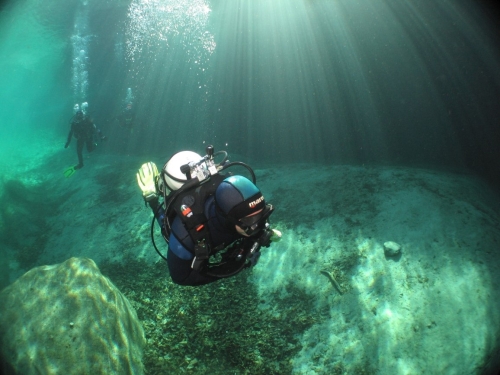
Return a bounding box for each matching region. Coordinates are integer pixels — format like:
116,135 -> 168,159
100,258 -> 319,374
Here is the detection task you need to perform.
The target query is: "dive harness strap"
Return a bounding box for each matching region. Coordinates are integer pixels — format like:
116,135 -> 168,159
188,215 -> 212,271
170,174 -> 226,271
192,240 -> 209,271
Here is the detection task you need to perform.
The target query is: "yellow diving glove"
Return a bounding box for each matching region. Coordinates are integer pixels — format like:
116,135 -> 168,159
136,162 -> 160,202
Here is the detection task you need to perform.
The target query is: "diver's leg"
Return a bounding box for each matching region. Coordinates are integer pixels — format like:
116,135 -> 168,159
86,137 -> 95,153
75,138 -> 84,169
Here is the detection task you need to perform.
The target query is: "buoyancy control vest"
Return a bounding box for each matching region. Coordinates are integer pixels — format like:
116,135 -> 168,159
150,146 -> 267,275
164,173 -> 227,270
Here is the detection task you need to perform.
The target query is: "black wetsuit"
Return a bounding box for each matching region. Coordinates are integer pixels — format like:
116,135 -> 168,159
151,195 -> 245,286
65,115 -> 101,168
117,108 -> 135,131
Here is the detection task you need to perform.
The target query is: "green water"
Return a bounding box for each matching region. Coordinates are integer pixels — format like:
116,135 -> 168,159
1,0 -> 500,374
1,0 -> 499,169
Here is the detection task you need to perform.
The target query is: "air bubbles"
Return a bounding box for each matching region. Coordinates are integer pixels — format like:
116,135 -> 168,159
126,0 -> 216,66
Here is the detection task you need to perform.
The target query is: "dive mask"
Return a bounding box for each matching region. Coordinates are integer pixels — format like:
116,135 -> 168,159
236,204 -> 274,237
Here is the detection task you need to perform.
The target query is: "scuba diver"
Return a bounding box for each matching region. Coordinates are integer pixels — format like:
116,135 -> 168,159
116,102 -> 136,133
136,146 -> 281,286
64,103 -> 106,176
114,89 -> 136,133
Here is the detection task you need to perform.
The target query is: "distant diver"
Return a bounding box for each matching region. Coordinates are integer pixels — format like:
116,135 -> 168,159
115,88 -> 136,134
64,102 -> 106,177
115,102 -> 136,134
136,146 -> 282,286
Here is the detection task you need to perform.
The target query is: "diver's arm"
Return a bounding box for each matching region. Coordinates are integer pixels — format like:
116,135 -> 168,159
148,198 -> 166,227
92,122 -> 106,140
65,126 -> 73,148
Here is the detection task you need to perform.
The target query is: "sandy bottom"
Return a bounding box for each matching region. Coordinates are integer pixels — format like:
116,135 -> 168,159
252,165 -> 500,374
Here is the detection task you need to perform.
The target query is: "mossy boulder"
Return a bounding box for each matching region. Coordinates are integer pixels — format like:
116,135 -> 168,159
0,257 -> 145,375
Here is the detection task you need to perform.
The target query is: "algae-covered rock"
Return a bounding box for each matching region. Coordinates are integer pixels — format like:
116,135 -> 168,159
383,241 -> 402,257
0,257 -> 145,375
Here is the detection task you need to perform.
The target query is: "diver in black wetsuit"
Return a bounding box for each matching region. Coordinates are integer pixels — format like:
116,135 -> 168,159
64,110 -> 106,170
136,147 -> 281,286
116,102 -> 136,133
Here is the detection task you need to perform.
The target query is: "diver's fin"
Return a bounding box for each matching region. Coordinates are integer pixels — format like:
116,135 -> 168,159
64,166 -> 76,178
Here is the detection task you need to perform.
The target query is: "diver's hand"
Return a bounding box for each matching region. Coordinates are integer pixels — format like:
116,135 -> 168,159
136,162 -> 160,202
248,251 -> 261,267
271,229 -> 282,242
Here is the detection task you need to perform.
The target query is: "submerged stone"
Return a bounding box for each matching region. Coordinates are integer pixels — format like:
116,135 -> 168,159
0,257 -> 145,375
383,241 -> 402,257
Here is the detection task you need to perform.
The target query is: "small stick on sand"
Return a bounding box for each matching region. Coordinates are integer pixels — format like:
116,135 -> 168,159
320,270 -> 343,295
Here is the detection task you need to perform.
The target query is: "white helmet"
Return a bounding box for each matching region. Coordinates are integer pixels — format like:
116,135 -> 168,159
80,102 -> 88,115
162,151 -> 202,191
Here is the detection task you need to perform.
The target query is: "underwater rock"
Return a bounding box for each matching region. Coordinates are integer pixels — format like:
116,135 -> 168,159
0,257 -> 145,375
383,241 -> 402,257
